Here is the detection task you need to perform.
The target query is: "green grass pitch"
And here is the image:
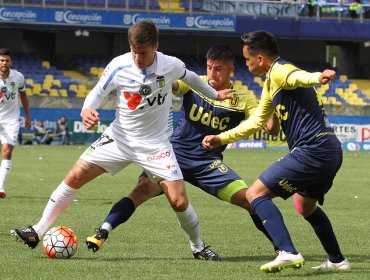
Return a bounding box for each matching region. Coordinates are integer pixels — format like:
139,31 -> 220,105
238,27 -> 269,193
1,145 -> 369,279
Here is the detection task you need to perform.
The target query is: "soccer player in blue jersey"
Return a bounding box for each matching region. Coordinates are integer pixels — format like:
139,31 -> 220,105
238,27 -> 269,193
203,31 -> 350,272
86,45 -> 280,260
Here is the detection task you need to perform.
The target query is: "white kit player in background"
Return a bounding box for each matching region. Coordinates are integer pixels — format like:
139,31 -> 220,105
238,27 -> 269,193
0,48 -> 31,198
11,20 -> 232,261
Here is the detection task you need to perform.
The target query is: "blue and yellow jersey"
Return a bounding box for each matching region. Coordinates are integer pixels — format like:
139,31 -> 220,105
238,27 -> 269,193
219,58 -> 341,152
172,76 -> 258,157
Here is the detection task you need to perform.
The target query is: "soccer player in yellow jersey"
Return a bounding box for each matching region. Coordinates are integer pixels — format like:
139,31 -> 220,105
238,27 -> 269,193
203,31 -> 350,272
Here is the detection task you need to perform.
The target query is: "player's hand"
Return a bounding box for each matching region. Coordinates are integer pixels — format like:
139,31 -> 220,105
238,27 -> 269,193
216,88 -> 235,101
202,135 -> 222,150
319,69 -> 336,85
25,117 -> 31,129
82,109 -> 100,130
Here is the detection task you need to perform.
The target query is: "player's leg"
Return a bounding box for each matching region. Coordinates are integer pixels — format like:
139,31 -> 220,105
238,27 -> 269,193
86,175 -> 162,252
11,129 -> 124,249
11,159 -> 106,248
226,188 -> 277,252
0,121 -> 19,198
246,178 -> 304,272
160,179 -> 222,261
0,143 -> 14,198
293,193 -> 350,270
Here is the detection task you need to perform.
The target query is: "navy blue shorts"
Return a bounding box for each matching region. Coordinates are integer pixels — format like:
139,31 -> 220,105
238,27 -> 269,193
259,147 -> 343,205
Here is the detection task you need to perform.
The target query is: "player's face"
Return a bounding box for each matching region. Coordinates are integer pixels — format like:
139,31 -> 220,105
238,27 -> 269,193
242,45 -> 265,76
206,59 -> 233,91
130,41 -> 158,69
0,55 -> 12,75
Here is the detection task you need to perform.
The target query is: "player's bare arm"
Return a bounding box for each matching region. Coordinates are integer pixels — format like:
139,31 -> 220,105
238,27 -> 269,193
81,108 -> 100,130
319,69 -> 336,85
202,135 -> 222,150
264,113 -> 280,136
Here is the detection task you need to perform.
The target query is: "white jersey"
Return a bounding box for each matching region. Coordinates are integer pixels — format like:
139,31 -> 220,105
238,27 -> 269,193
84,51 -> 186,145
0,69 -> 25,123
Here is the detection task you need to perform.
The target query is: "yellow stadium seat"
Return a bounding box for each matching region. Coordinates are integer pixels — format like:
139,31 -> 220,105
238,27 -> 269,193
25,78 -> 34,86
42,83 -> 52,90
26,88 -> 33,96
69,84 -> 78,91
98,67 -> 104,76
44,74 -> 54,81
49,89 -> 59,97
253,77 -> 264,87
349,83 -> 358,90
90,67 -> 99,76
234,80 -> 243,88
339,75 -> 348,82
42,60 -> 50,69
32,84 -> 42,94
335,88 -> 344,95
59,89 -> 68,97
52,80 -> 61,87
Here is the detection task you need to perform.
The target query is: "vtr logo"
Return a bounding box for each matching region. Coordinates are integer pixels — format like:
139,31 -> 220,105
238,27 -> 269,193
122,91 -> 167,110
279,179 -> 297,193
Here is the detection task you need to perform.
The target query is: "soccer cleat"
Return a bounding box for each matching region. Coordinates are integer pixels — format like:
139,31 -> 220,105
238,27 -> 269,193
312,259 -> 351,270
86,228 -> 109,252
193,245 -> 223,261
260,251 -> 305,273
10,226 -> 40,249
0,191 -> 6,198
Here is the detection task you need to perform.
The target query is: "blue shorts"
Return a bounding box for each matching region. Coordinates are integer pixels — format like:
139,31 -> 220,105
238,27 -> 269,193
141,151 -> 246,202
259,147 -> 343,205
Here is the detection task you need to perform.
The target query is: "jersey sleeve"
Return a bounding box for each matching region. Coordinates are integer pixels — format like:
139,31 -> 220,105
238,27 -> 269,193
173,79 -> 191,96
243,91 -> 258,119
82,59 -> 117,110
271,63 -> 321,90
18,72 -> 26,92
219,82 -> 274,144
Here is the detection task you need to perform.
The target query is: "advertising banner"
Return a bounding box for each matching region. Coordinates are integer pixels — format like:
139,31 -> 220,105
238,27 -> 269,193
0,6 -> 236,32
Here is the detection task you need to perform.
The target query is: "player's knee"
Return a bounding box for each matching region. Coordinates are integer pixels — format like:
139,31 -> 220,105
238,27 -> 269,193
293,193 -> 305,216
169,196 -> 188,212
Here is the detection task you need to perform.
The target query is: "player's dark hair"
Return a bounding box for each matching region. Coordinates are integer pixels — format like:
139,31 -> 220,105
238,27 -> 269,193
0,48 -> 13,59
205,45 -> 235,64
128,20 -> 158,48
240,30 -> 278,57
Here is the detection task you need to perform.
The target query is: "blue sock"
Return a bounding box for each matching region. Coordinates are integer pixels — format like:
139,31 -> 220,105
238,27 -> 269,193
251,196 -> 298,254
305,207 -> 344,263
250,214 -> 278,251
105,197 -> 135,230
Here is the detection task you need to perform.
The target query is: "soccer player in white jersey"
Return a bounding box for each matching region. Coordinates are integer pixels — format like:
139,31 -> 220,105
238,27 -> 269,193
0,48 -> 31,198
11,20 -> 233,260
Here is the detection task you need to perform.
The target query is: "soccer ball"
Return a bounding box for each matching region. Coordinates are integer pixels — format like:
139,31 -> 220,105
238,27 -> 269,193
42,226 -> 78,259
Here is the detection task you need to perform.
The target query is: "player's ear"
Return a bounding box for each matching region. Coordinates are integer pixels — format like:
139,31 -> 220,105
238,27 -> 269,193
154,42 -> 159,51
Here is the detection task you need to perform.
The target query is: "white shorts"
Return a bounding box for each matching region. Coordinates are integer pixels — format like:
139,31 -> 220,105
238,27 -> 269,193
0,120 -> 19,146
80,127 -> 183,182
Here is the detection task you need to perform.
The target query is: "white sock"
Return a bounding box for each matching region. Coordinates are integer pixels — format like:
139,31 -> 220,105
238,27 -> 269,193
101,222 -> 113,232
0,160 -> 12,192
175,203 -> 204,252
33,181 -> 78,238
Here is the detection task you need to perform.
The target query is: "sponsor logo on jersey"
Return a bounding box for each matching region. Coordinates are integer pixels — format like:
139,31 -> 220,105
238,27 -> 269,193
218,164 -> 228,173
123,91 -> 143,110
139,85 -> 152,96
279,179 -> 297,193
229,96 -> 239,107
189,104 -> 230,130
209,159 -> 222,169
156,76 -> 165,88
147,150 -> 171,161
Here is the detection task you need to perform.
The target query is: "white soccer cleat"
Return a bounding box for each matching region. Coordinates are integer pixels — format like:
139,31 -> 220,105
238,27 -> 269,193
260,251 -> 305,273
312,259 -> 350,270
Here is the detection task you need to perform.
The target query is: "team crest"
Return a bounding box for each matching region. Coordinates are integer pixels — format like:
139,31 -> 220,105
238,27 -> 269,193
10,82 -> 15,90
139,85 -> 152,96
186,17 -> 195,27
218,164 -> 228,173
156,76 -> 165,88
229,96 -> 239,107
55,11 -> 64,22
